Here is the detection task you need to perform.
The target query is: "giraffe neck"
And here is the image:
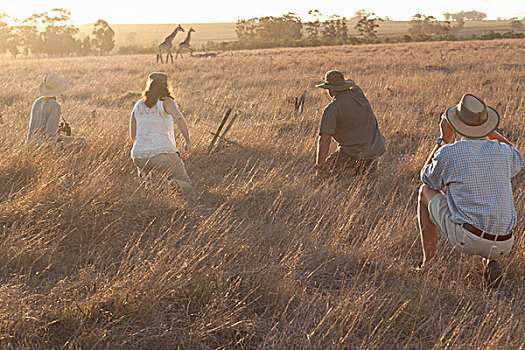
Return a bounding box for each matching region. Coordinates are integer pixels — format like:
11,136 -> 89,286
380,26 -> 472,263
165,28 -> 181,43
182,31 -> 192,45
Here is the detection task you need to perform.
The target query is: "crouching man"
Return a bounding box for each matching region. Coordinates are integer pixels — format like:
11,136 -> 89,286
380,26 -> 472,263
315,70 -> 385,178
418,94 -> 523,283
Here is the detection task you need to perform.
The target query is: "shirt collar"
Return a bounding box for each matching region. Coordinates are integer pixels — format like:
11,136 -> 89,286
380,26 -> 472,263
460,136 -> 489,141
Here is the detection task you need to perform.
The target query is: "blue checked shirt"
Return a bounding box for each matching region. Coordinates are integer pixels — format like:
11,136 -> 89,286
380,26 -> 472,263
421,138 -> 524,235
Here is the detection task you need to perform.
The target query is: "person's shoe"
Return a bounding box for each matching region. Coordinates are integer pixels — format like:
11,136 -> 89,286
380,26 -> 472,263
483,259 -> 503,287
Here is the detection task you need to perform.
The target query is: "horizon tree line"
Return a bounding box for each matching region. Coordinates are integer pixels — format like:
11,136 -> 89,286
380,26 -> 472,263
0,8 -> 115,58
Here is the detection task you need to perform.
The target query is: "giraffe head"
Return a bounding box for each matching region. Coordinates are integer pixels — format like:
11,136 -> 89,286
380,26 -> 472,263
188,27 -> 195,33
177,24 -> 185,32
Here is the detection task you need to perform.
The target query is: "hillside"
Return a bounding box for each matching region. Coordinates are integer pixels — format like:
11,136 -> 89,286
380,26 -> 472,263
0,39 -> 524,348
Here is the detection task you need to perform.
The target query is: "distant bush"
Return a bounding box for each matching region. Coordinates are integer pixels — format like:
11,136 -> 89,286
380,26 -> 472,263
479,31 -> 525,40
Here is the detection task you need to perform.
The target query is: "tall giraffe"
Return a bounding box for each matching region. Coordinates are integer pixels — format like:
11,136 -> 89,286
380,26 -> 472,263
157,25 -> 184,63
175,27 -> 195,58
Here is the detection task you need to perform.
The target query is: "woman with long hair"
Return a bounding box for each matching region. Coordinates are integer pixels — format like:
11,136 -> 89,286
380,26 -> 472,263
130,72 -> 192,192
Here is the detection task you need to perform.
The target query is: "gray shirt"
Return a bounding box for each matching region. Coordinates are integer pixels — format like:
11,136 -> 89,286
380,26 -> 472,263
26,97 -> 61,143
319,87 -> 386,159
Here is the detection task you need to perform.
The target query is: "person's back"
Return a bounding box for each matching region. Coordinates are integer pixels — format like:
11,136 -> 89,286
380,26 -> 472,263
130,72 -> 192,193
436,138 -> 522,234
326,86 -> 385,159
131,98 -> 179,159
27,97 -> 61,143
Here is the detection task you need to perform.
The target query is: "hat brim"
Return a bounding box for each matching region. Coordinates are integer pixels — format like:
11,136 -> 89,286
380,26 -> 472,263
446,105 -> 500,139
148,72 -> 168,82
315,79 -> 355,91
39,80 -> 69,97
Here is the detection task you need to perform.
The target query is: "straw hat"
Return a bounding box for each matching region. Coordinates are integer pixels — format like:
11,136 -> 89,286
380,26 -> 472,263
315,70 -> 355,91
39,74 -> 69,97
445,94 -> 499,139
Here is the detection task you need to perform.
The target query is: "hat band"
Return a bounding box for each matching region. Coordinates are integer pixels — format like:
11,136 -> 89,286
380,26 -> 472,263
325,81 -> 347,86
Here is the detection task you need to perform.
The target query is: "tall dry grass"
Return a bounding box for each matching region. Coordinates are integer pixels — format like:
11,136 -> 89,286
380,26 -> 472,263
0,39 -> 524,349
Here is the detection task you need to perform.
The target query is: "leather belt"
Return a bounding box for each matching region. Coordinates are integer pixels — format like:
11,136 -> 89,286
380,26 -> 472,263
462,223 -> 513,242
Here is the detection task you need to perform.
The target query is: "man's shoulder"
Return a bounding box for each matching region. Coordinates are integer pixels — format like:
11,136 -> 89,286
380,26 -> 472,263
350,85 -> 365,94
322,100 -> 338,114
431,143 -> 463,164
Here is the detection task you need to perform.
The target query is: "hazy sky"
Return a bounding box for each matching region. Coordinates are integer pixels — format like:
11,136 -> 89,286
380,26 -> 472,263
2,0 -> 524,24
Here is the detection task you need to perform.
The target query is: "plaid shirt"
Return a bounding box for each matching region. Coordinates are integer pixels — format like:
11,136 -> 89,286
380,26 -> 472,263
421,138 -> 524,235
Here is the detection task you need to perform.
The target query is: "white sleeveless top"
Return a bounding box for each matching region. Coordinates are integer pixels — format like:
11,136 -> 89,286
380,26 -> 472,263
131,99 -> 179,159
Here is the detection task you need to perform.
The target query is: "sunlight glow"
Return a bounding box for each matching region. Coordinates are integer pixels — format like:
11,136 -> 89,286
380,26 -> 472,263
1,0 -> 523,24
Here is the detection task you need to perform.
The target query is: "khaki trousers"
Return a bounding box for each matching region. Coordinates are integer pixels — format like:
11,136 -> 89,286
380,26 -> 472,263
132,153 -> 192,191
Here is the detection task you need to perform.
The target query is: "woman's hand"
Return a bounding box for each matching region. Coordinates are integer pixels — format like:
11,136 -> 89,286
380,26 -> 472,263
184,141 -> 191,159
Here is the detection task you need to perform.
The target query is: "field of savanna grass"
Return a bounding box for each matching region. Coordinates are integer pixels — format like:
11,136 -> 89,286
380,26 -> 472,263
0,38 -> 525,349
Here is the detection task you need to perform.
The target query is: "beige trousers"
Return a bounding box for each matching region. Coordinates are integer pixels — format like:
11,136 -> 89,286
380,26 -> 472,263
428,193 -> 514,260
132,152 -> 192,192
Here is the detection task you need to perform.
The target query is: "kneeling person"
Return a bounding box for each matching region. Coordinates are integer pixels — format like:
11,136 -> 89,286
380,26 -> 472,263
26,74 -> 87,151
418,94 -> 523,282
130,72 -> 193,193
315,70 -> 386,177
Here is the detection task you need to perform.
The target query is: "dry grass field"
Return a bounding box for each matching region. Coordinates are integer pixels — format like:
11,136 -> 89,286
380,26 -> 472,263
0,39 -> 524,349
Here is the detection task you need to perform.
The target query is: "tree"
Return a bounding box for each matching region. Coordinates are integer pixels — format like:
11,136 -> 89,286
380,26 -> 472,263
21,9 -> 79,57
510,18 -> 523,31
41,9 -> 80,56
235,13 -> 302,48
92,19 -> 115,55
409,14 -> 463,39
449,10 -> 487,21
0,15 -> 11,55
0,14 -> 22,57
81,35 -> 92,55
236,18 -> 259,44
351,9 -> 367,21
305,10 -> 322,41
355,12 -> 383,38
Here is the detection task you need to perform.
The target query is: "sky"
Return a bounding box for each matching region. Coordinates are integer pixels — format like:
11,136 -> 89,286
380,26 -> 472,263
1,0 -> 524,24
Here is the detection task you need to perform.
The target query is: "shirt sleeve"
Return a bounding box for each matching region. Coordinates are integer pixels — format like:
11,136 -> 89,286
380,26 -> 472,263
319,104 -> 336,136
509,145 -> 524,177
27,100 -> 40,140
421,147 -> 447,190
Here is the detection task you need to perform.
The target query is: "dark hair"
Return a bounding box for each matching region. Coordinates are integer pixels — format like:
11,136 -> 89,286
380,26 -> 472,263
143,79 -> 173,108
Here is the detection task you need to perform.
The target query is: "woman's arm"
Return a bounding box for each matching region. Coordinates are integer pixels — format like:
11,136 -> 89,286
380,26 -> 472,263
130,111 -> 137,142
163,98 -> 191,158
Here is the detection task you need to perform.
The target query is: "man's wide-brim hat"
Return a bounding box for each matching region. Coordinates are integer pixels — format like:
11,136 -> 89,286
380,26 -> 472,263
39,74 -> 69,97
445,94 -> 500,139
315,70 -> 355,91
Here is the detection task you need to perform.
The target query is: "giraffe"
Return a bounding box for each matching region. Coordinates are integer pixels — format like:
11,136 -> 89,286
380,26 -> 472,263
175,27 -> 195,58
157,25 -> 184,63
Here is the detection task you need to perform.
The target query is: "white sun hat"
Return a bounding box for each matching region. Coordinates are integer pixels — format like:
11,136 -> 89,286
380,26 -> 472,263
39,74 -> 69,97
